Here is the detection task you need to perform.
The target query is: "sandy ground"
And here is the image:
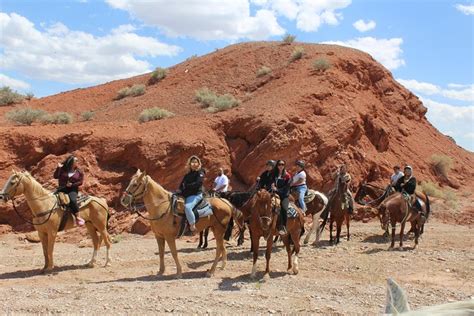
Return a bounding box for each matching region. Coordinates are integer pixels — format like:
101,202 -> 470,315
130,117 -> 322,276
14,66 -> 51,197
0,216 -> 472,315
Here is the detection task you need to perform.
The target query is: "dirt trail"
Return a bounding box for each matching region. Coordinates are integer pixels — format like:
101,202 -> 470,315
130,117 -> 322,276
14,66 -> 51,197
0,217 -> 472,315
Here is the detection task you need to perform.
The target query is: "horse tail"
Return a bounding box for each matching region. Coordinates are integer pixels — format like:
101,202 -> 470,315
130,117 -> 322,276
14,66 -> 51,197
425,194 -> 431,220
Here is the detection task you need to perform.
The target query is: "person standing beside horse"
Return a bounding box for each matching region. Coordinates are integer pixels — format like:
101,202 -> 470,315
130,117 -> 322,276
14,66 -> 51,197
271,160 -> 292,236
213,168 -> 229,193
54,155 -> 85,226
290,160 -> 307,214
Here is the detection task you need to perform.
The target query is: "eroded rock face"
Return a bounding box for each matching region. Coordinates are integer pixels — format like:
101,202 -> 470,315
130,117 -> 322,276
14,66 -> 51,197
0,42 -> 472,233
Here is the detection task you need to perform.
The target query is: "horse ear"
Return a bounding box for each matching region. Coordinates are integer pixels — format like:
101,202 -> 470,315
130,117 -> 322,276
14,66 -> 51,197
142,170 -> 147,177
136,169 -> 141,175
12,169 -> 17,175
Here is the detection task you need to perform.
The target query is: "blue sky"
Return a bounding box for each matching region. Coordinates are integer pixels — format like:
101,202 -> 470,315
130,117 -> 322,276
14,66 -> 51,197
0,0 -> 473,150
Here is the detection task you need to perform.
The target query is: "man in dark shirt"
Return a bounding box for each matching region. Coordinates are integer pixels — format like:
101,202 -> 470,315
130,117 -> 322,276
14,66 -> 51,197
256,160 -> 276,191
395,165 -> 420,212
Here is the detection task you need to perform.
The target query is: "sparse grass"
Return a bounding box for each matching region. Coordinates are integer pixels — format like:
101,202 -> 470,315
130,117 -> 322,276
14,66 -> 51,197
5,108 -> 46,126
313,58 -> 331,72
431,154 -> 453,178
443,189 -> 459,210
256,66 -> 272,77
40,112 -> 73,125
195,88 -> 240,112
81,111 -> 94,121
282,34 -> 296,44
290,46 -> 305,62
419,181 -> 444,198
148,67 -> 167,85
0,86 -> 25,106
115,84 -> 146,100
139,107 -> 174,123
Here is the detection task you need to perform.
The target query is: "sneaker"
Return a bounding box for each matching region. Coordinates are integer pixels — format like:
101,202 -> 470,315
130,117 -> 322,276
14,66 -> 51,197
76,217 -> 85,226
278,226 -> 287,236
189,224 -> 197,234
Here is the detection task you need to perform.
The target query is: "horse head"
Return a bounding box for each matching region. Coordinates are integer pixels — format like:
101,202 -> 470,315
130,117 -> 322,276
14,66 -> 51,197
0,170 -> 28,203
253,189 -> 276,232
121,169 -> 148,207
379,202 -> 390,231
354,182 -> 367,204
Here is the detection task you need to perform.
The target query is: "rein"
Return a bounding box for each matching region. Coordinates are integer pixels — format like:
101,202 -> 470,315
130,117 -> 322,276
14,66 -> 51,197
130,197 -> 172,221
11,197 -> 58,226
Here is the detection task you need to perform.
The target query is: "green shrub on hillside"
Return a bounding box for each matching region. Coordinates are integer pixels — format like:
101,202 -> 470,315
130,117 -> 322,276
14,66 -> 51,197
149,67 -> 167,85
5,108 -> 46,126
195,88 -> 240,112
313,58 -> 331,72
81,111 -> 95,121
40,112 -> 73,125
115,84 -> 146,100
282,34 -> 296,44
139,107 -> 174,123
430,154 -> 453,178
0,87 -> 25,106
290,46 -> 305,62
256,66 -> 272,77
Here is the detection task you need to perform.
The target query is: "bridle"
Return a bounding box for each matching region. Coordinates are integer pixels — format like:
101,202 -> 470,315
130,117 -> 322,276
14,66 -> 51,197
123,175 -> 149,203
253,191 -> 278,241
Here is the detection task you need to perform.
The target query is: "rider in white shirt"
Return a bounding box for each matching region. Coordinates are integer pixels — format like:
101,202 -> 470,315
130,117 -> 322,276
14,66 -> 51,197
390,165 -> 404,187
213,168 -> 229,193
291,160 -> 307,212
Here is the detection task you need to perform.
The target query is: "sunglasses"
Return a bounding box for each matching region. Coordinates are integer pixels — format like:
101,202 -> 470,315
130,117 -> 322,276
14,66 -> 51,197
277,163 -> 285,166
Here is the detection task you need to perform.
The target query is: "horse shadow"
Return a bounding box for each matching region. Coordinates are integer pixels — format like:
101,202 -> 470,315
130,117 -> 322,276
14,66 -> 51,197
0,264 -> 90,280
93,270 -> 207,284
217,271 -> 289,291
362,234 -> 389,244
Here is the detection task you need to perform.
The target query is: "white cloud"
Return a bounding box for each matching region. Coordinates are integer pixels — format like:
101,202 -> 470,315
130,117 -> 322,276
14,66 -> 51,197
422,97 -> 474,150
398,79 -> 474,102
106,0 -> 285,40
0,12 -> 181,84
0,74 -> 31,91
105,0 -> 351,40
353,19 -> 376,32
324,37 -> 405,70
455,4 -> 474,15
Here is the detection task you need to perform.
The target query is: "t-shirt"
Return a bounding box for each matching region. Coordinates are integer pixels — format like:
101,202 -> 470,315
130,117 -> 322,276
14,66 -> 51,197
214,174 -> 229,192
292,170 -> 306,186
391,171 -> 404,186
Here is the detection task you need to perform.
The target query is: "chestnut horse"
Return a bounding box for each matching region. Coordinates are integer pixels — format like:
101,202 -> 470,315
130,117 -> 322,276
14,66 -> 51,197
241,189 -> 304,278
121,170 -> 241,277
379,192 -> 430,250
322,174 -> 351,244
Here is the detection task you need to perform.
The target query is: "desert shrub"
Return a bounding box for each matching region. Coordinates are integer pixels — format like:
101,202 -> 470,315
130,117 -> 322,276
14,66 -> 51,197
0,86 -> 25,106
139,107 -> 174,123
40,112 -> 73,125
256,66 -> 272,77
195,88 -> 240,112
290,46 -> 305,62
115,84 -> 146,100
313,58 -> 331,72
443,189 -> 458,210
149,67 -> 167,85
5,108 -> 46,126
81,111 -> 94,121
25,93 -> 34,100
431,154 -> 453,178
195,88 -> 217,108
282,34 -> 296,44
418,181 -> 444,198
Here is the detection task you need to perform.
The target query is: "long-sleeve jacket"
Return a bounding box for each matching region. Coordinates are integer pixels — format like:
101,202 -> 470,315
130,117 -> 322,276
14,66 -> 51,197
256,170 -> 273,191
395,176 -> 416,195
274,171 -> 292,198
179,169 -> 205,197
54,167 -> 84,191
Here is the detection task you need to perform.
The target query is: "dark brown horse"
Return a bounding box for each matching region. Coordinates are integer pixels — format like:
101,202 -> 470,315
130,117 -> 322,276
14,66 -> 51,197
379,192 -> 430,250
241,189 -> 304,278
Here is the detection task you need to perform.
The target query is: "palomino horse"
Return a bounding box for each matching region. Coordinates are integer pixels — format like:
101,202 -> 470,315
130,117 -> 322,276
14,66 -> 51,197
0,171 -> 111,273
379,192 -> 430,250
290,189 -> 328,245
120,170 -> 241,277
241,189 -> 304,278
322,174 -> 351,244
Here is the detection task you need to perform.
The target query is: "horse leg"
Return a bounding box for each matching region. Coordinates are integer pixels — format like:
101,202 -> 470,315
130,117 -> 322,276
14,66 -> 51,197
413,221 -> 420,250
291,226 -> 301,275
390,224 -> 396,249
264,236 -> 274,279
304,214 -> 316,245
345,212 -> 350,241
85,223 -> 99,267
329,218 -> 334,244
238,224 -> 245,246
156,237 -> 166,275
98,228 -> 112,267
198,231 -> 204,249
203,227 -> 209,249
250,235 -> 260,279
207,229 -> 224,277
38,231 -> 49,272
165,237 -> 182,278
45,231 -> 57,271
399,221 -> 406,250
336,219 -> 342,245
224,217 -> 233,241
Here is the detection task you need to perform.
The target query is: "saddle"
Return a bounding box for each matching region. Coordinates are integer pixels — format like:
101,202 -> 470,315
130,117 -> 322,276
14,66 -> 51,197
172,194 -> 213,238
402,192 -> 424,215
56,192 -> 91,209
304,189 -> 317,203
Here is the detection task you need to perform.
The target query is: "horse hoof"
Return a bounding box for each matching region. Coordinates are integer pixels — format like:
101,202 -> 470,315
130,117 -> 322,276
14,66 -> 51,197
250,273 -> 257,279
398,246 -> 404,251
311,242 -> 318,247
86,262 -> 95,268
104,262 -> 111,268
206,271 -> 214,278
292,267 -> 299,275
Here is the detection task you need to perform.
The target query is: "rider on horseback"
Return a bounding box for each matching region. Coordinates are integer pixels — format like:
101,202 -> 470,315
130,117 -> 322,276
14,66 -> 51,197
390,165 -> 404,187
271,160 -> 292,236
177,155 -> 206,233
394,165 -> 419,212
290,160 -> 307,213
54,155 -> 85,226
256,160 -> 276,191
338,164 -> 354,214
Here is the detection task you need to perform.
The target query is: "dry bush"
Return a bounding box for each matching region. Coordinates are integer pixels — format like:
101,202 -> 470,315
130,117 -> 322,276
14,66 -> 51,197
5,108 -> 46,125
313,58 -> 331,72
282,34 -> 296,44
116,84 -> 146,100
431,154 -> 453,178
290,46 -> 305,62
256,66 -> 272,77
40,112 -> 73,125
139,107 -> 174,123
0,86 -> 25,106
81,111 -> 95,121
149,67 -> 167,85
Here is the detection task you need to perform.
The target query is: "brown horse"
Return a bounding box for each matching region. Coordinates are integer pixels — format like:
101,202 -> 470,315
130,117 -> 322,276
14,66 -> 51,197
379,192 -> 430,250
121,170 -> 241,278
323,174 -> 351,244
241,189 -> 304,278
290,189 -> 328,246
0,171 -> 111,273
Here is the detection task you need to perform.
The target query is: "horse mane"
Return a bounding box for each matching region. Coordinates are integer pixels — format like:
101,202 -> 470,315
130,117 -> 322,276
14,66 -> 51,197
20,171 -> 52,196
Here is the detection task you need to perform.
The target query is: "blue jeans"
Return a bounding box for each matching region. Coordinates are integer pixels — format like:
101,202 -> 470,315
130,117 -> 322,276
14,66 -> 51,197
184,193 -> 203,225
294,185 -> 307,212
